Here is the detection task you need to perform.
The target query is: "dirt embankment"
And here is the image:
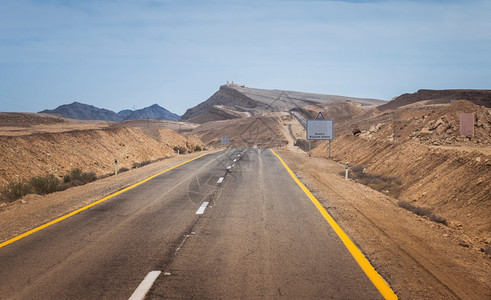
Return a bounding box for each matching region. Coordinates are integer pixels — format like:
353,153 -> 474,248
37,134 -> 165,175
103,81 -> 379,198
191,113 -> 289,148
0,126 -> 203,188
0,113 -> 66,126
378,89 -> 491,110
313,101 -> 491,249
279,151 -> 490,299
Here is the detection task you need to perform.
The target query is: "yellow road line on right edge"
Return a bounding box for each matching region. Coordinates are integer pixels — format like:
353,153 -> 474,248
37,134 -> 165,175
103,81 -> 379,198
270,149 -> 398,300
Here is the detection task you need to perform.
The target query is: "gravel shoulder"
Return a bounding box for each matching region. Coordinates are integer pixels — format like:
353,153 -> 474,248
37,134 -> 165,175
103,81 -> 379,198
277,150 -> 490,299
0,151 -> 212,243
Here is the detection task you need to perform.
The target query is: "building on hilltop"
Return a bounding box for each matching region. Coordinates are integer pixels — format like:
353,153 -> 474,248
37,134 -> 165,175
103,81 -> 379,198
226,80 -> 245,87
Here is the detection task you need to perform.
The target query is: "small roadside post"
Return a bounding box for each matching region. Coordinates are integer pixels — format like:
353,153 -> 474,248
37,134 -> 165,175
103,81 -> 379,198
115,158 -> 118,176
345,162 -> 349,180
306,112 -> 333,158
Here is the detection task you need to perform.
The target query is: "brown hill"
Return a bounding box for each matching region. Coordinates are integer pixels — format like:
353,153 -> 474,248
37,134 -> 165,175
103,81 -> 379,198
0,113 -> 66,127
379,89 -> 491,111
190,113 -> 288,148
313,100 -> 491,246
181,85 -> 385,123
0,114 -> 204,189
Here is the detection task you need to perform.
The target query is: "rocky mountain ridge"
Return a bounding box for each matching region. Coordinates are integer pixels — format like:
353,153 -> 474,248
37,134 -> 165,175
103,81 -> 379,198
40,102 -> 180,122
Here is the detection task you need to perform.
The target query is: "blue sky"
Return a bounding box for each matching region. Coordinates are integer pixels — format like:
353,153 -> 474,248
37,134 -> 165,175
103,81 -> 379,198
1,0 -> 490,115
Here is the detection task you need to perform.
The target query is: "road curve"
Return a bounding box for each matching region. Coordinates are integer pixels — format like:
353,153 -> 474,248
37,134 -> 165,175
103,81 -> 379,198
0,149 -> 392,299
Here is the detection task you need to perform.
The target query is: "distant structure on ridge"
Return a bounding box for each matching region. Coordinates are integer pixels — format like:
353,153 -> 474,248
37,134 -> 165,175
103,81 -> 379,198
226,80 -> 245,88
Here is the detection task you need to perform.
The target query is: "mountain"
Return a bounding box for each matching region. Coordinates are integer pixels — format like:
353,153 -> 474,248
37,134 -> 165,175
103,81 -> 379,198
117,109 -> 133,119
123,104 -> 180,121
378,89 -> 491,111
180,85 -> 385,123
40,102 -> 180,122
40,102 -> 122,121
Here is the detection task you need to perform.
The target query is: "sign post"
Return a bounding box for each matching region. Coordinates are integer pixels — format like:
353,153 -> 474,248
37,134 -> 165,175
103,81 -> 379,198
306,112 -> 334,158
221,136 -> 230,146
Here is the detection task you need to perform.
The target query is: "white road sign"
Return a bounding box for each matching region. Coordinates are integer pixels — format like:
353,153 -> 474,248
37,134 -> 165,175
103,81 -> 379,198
221,136 -> 230,145
306,119 -> 333,140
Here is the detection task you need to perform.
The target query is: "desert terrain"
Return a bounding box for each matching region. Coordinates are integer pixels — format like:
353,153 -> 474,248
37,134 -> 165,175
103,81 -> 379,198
0,114 -> 203,188
0,86 -> 490,299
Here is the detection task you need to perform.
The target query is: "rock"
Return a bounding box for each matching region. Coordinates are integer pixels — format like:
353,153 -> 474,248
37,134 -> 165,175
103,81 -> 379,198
431,118 -> 445,130
435,124 -> 446,135
421,127 -> 432,134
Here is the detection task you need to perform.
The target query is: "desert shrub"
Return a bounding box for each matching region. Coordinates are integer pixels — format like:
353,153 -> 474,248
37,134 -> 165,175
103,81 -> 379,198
173,146 -> 184,154
340,165 -> 402,198
69,168 -> 84,181
2,169 -> 98,201
1,180 -> 31,202
398,201 -> 447,225
63,168 -> 97,186
63,174 -> 71,183
194,145 -> 202,152
132,160 -> 151,169
118,167 -> 130,173
29,174 -> 61,195
82,171 -> 97,183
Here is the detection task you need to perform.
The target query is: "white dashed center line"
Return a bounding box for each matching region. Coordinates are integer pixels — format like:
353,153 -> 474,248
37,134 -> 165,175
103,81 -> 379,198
129,271 -> 161,300
196,202 -> 209,215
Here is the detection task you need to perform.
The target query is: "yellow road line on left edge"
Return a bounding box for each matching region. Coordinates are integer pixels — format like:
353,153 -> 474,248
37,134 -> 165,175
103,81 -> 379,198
0,151 -> 219,249
270,149 -> 398,300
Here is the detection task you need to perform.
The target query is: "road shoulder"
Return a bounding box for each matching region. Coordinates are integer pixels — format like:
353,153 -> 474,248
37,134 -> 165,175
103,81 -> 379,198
277,150 -> 490,300
0,151 -> 215,244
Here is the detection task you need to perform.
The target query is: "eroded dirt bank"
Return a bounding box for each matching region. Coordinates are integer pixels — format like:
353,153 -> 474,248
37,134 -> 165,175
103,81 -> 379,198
278,151 -> 490,300
313,101 -> 491,249
315,135 -> 490,245
0,127 -> 202,187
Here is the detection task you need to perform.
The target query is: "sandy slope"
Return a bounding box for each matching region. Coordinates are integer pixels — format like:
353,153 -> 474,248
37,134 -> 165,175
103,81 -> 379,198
0,127 -> 203,187
313,101 -> 491,247
278,151 -> 490,299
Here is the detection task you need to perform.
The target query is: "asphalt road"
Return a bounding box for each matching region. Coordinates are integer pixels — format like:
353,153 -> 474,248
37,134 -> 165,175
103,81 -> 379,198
0,149 -> 384,299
